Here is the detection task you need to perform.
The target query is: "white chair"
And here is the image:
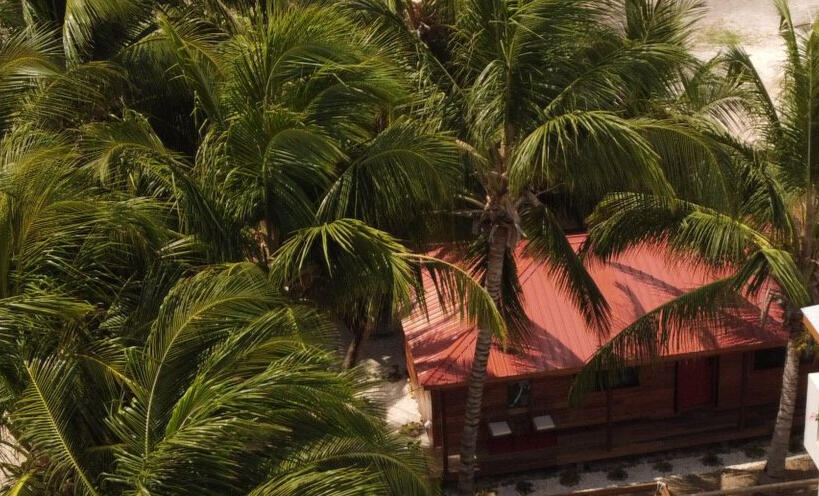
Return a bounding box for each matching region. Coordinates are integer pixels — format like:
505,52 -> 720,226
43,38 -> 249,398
532,414 -> 555,432
487,420 -> 512,437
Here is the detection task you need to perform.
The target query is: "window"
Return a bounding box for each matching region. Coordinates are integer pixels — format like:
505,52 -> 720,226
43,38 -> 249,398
753,348 -> 787,370
592,367 -> 640,391
507,380 -> 531,408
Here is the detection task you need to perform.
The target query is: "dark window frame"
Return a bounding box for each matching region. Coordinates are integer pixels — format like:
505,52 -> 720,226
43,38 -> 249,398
753,347 -> 787,370
507,380 -> 531,408
592,367 -> 640,391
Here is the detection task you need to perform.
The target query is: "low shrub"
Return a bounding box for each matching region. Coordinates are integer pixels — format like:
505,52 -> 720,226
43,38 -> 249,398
475,489 -> 497,496
515,480 -> 534,495
743,445 -> 765,459
559,468 -> 581,487
652,461 -> 673,473
398,421 -> 425,437
606,468 -> 628,481
701,453 -> 723,467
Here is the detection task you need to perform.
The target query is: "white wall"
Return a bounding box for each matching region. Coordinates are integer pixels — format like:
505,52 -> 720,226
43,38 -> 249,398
804,373 -> 819,467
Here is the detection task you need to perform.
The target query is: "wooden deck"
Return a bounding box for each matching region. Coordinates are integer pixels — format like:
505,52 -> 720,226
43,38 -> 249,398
439,405 -> 781,478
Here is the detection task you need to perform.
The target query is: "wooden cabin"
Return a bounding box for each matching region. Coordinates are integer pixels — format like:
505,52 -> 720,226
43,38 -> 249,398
402,234 -> 819,478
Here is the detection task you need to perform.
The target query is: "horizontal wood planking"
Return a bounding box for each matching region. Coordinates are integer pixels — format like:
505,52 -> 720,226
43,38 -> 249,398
428,350 -> 819,459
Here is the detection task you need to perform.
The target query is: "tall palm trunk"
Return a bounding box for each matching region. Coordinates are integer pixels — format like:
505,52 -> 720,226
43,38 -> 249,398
764,193 -> 815,480
763,321 -> 801,480
342,300 -> 392,369
457,224 -> 507,496
342,324 -> 371,370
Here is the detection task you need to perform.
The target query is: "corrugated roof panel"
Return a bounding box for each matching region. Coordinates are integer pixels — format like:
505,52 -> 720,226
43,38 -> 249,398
403,234 -> 788,388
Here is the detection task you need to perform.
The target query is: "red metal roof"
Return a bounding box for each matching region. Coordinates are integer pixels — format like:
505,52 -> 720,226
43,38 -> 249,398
403,234 -> 788,388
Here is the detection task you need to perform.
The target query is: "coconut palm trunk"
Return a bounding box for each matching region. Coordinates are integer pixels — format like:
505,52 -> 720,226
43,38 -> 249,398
763,332 -> 800,480
765,191 -> 815,480
764,188 -> 817,479
342,324 -> 371,370
457,222 -> 507,496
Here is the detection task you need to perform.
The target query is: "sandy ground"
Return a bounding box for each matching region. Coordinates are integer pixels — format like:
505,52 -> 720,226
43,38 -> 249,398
0,428 -> 24,487
692,0 -> 819,92
667,453 -> 817,493
358,332 -> 431,446
474,442 -> 812,495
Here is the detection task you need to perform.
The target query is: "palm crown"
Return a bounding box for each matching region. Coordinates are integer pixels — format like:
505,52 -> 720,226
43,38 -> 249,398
361,0 -> 729,492
579,0 -> 818,480
1,0 -> 814,493
0,1 -> 511,494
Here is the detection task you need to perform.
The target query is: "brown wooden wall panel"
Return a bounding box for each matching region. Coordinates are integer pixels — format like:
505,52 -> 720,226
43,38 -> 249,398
437,364 -> 677,454
611,363 -> 675,421
429,351 -> 819,456
717,352 -> 744,409
745,367 -> 785,406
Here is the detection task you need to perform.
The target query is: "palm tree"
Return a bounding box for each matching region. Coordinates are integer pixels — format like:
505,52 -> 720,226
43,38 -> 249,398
356,0 -> 716,492
0,143 -> 505,493
577,0 -> 818,481
160,3 -> 467,365
1,262 -> 442,495
0,2 -> 510,493
0,121 -> 504,494
0,0 -> 469,363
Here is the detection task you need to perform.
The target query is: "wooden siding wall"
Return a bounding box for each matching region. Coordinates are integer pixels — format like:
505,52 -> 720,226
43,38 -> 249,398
434,362 -> 676,454
718,351 -> 819,410
717,353 -> 743,409
429,350 -> 819,456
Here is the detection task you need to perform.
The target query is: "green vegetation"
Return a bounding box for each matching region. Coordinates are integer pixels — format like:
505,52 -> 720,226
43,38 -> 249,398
606,468 -> 629,481
578,0 -> 819,482
701,453 -> 724,467
0,0 -> 816,494
559,467 -> 582,487
743,445 -> 766,459
0,1 -> 505,495
515,480 -> 535,495
653,461 -> 674,473
699,27 -> 744,46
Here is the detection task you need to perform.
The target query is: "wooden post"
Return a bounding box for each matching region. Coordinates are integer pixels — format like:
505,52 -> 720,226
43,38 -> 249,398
605,387 -> 613,451
438,390 -> 448,478
739,353 -> 748,430
673,361 -> 679,413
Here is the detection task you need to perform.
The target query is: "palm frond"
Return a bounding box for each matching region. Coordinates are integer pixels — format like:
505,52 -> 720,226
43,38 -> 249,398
0,26 -> 61,128
511,111 -> 672,199
127,263 -> 278,459
521,202 -> 610,335
12,358 -> 101,496
457,236 -> 532,343
622,0 -> 705,46
15,61 -> 126,129
2,471 -> 39,496
318,119 -> 459,237
62,0 -> 150,63
585,192 -> 778,266
414,255 -> 508,345
570,276 -> 741,403
270,218 -> 416,310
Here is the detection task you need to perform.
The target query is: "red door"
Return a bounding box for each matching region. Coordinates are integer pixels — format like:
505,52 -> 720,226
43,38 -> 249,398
677,358 -> 715,410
